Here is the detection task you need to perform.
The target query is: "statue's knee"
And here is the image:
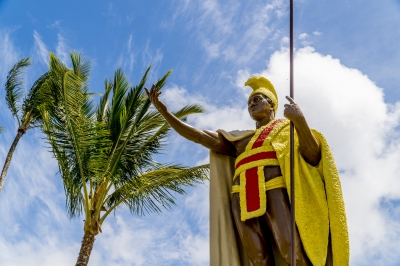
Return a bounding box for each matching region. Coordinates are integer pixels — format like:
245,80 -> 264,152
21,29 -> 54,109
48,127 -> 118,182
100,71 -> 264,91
280,243 -> 292,264
252,258 -> 267,266
281,249 -> 310,266
251,253 -> 274,266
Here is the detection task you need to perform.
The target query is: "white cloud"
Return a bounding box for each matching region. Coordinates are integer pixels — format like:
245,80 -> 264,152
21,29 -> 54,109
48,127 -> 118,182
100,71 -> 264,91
161,84 -> 254,131
299,33 -> 308,40
140,41 -> 163,82
171,0 -> 287,65
160,45 -> 400,265
255,46 -> 400,265
281,36 -> 289,45
202,40 -> 221,59
56,33 -> 69,65
313,31 -> 322,36
0,30 -> 20,82
266,0 -> 287,18
33,30 -> 49,66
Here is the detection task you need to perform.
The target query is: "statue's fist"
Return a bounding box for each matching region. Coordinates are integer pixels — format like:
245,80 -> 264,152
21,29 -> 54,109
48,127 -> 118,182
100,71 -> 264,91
283,96 -> 304,124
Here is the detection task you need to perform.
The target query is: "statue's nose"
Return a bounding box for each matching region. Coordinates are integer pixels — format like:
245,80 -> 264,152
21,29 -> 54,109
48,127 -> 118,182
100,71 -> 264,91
248,101 -> 256,107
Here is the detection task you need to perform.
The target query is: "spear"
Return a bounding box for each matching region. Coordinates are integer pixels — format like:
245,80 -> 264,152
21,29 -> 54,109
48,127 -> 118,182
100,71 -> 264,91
289,0 -> 296,265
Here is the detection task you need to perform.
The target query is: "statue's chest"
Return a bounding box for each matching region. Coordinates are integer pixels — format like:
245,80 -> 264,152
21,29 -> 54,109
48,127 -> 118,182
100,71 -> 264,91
233,136 -> 253,157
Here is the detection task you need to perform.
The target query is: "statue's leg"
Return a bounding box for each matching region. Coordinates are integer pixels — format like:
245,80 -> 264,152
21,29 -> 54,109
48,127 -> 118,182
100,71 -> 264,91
264,188 -> 311,266
232,192 -> 275,266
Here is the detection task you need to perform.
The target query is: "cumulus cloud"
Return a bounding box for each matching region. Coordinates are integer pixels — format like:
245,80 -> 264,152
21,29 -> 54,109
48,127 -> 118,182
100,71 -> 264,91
261,47 -> 400,265
299,33 -> 308,40
160,46 -> 400,265
161,84 -> 254,131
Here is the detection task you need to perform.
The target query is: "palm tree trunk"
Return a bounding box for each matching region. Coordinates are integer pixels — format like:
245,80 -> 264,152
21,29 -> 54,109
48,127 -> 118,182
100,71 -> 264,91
75,232 -> 96,266
0,129 -> 25,192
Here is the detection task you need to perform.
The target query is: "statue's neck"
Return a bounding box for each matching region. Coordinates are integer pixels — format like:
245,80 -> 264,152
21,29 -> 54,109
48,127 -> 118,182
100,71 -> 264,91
256,115 -> 275,129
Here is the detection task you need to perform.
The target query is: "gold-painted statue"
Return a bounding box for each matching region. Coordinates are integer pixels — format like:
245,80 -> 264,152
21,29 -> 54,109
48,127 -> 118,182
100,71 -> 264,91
146,76 -> 349,266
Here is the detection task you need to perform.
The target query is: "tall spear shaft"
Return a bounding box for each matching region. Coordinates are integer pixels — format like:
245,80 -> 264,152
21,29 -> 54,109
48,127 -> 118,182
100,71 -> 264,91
289,0 -> 296,265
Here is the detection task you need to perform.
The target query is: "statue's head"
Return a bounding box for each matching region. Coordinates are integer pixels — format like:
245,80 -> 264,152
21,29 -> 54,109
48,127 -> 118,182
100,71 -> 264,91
245,76 -> 277,122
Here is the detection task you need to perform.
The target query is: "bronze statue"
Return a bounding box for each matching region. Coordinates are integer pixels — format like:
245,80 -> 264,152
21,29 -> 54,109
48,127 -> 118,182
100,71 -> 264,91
145,76 -> 349,266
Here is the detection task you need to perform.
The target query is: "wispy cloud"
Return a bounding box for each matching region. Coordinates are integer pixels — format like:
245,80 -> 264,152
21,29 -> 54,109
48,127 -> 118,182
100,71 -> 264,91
115,34 -> 136,75
171,0 -> 287,65
56,33 -> 69,65
33,30 -> 49,66
141,41 -> 163,83
0,30 -> 20,83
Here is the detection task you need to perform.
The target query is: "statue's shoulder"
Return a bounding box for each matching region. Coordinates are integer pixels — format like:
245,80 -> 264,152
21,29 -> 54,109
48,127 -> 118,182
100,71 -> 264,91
216,129 -> 255,142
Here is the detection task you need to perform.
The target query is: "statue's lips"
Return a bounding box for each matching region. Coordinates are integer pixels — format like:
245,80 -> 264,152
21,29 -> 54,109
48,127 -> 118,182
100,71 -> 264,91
249,107 -> 259,113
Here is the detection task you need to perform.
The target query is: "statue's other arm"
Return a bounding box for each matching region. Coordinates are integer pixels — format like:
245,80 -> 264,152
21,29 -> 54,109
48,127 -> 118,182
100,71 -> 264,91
283,96 -> 321,165
145,85 -> 236,157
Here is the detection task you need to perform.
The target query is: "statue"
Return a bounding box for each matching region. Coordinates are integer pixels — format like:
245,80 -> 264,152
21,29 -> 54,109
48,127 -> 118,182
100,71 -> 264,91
146,76 -> 349,266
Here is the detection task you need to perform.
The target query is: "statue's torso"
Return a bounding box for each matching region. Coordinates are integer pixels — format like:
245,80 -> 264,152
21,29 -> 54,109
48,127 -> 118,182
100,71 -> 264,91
232,135 -> 282,185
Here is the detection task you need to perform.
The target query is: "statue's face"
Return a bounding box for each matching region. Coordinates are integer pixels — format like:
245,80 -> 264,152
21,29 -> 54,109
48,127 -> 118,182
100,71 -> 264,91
247,93 -> 274,121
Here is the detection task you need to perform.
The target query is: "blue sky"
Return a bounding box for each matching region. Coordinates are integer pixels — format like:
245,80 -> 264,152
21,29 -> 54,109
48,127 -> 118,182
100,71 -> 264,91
0,0 -> 400,265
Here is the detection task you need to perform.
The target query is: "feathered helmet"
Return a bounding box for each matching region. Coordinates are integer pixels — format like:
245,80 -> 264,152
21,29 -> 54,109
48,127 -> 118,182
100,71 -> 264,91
245,76 -> 278,114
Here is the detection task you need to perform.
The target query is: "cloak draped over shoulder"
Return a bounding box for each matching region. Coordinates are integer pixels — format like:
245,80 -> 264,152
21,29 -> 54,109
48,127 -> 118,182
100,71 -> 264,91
209,119 -> 349,266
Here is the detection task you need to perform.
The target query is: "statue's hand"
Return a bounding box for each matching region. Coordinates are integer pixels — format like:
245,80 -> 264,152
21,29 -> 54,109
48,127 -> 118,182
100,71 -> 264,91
283,96 -> 305,125
145,84 -> 167,113
284,95 -> 321,165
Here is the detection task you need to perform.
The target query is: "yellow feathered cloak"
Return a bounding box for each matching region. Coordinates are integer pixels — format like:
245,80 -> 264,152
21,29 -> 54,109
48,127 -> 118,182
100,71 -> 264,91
209,119 -> 349,266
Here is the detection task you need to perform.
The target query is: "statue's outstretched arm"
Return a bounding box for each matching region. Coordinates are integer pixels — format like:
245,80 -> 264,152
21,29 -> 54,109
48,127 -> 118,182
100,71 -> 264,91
145,85 -> 235,157
283,96 -> 321,165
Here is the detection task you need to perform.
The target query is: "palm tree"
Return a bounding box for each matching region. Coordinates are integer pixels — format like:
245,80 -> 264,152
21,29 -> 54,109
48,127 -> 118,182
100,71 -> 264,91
41,53 -> 209,266
0,58 -> 50,192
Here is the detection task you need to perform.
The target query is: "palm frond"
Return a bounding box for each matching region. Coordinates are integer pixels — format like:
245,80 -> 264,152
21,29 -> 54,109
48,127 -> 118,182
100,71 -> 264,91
96,79 -> 113,122
154,70 -> 172,92
42,55 -> 97,218
101,164 -> 209,222
0,126 -> 4,133
105,66 -> 151,178
21,72 -> 51,128
70,52 -> 91,83
5,57 -> 31,123
108,68 -> 131,142
112,104 -> 205,185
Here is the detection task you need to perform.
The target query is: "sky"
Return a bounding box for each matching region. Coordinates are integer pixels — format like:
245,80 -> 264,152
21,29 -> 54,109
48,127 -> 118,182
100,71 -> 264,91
0,0 -> 400,265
